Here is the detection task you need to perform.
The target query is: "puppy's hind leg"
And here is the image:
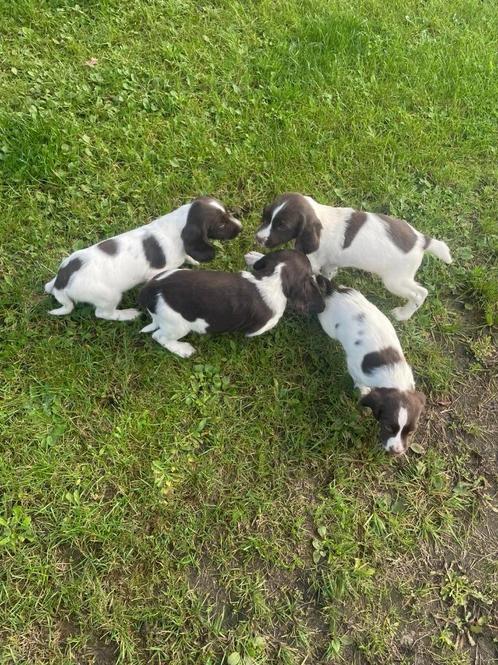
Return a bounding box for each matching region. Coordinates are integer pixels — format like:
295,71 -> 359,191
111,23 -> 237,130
383,277 -> 428,321
149,308 -> 195,357
140,312 -> 159,333
48,289 -> 74,316
93,291 -> 140,321
140,321 -> 159,333
95,306 -> 140,321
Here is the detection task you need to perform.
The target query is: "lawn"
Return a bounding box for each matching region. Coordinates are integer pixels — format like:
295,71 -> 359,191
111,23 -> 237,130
1,0 -> 497,663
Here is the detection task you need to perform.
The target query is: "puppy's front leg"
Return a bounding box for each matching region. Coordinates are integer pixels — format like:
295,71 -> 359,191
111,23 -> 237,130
244,251 -> 264,267
185,255 -> 200,266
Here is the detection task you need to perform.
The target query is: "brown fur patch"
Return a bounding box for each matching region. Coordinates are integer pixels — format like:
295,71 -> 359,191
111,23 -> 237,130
377,213 -> 417,253
343,210 -> 367,249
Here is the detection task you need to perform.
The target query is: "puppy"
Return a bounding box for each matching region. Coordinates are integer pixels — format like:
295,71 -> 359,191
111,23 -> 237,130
256,193 -> 452,320
316,276 -> 426,455
44,197 -> 241,321
137,249 -> 325,357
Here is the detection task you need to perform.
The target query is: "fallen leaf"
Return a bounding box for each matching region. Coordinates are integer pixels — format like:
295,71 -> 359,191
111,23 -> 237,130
85,58 -> 98,67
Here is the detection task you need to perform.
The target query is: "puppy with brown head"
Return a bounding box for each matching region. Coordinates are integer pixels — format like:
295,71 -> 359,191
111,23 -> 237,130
138,249 -> 325,358
45,197 -> 241,321
316,276 -> 426,455
257,192 -> 452,321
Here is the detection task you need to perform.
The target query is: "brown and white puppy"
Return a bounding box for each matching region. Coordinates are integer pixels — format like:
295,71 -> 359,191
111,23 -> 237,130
256,193 -> 452,321
138,249 -> 325,358
316,276 -> 426,454
45,198 -> 241,321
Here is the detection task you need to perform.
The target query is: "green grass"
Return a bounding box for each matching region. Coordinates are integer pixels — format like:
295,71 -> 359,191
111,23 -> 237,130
1,1 -> 497,663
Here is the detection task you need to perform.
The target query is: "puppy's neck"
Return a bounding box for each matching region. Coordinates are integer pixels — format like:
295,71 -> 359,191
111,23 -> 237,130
374,362 -> 415,392
242,264 -> 287,316
150,203 -> 191,237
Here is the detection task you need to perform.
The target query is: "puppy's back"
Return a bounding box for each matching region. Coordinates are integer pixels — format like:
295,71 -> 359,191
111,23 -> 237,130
138,270 -> 274,334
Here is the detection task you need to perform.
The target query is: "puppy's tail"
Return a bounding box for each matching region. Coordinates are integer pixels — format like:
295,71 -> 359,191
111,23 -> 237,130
424,237 -> 452,264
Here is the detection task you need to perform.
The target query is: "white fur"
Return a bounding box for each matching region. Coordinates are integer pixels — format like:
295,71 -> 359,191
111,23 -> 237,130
208,200 -> 242,228
150,294 -> 209,357
271,201 -> 287,222
244,251 -> 264,266
317,287 -> 415,392
242,266 -> 287,336
268,196 -> 452,320
385,407 -> 408,455
209,200 -> 226,212
45,204 -> 195,320
256,224 -> 271,243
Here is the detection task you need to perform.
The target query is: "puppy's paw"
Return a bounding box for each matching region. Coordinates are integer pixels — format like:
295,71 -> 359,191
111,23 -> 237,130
166,341 -> 196,358
245,251 -> 264,267
48,306 -> 73,316
391,306 -> 413,322
115,308 -> 141,321
185,255 -> 200,266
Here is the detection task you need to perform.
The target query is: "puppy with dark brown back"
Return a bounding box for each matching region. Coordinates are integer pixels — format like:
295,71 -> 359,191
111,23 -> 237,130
316,276 -> 426,455
138,249 -> 325,358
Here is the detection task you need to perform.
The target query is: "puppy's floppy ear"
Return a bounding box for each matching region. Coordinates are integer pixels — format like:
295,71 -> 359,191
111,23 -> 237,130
295,209 -> 321,254
283,269 -> 325,315
181,209 -> 215,262
359,389 -> 383,418
413,391 -> 426,410
305,277 -> 326,314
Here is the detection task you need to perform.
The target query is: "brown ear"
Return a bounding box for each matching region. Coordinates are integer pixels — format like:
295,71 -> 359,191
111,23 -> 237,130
414,391 -> 426,409
359,389 -> 383,418
295,210 -> 321,254
181,218 -> 215,262
282,269 -> 325,315
305,278 -> 326,314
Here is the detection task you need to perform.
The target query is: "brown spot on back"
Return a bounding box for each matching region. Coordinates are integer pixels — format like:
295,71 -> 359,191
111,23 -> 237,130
343,210 -> 367,249
377,213 -> 417,253
54,257 -> 83,289
142,235 -> 166,269
361,346 -> 403,375
98,238 -> 119,255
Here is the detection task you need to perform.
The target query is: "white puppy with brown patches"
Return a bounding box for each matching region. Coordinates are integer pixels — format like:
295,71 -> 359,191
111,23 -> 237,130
44,197 -> 241,321
256,193 -> 452,321
316,276 -> 426,455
